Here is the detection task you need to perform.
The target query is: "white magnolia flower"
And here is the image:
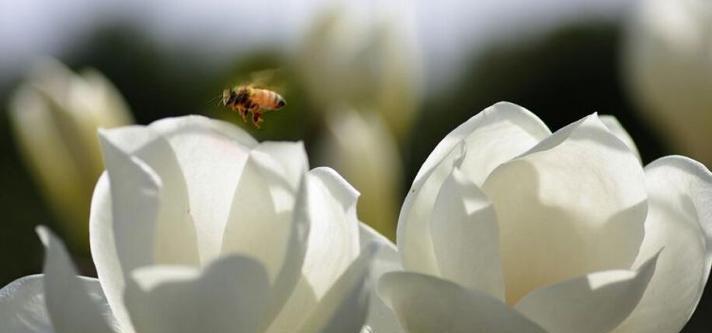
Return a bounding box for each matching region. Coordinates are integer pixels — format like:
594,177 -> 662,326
316,110 -> 402,240
623,0 -> 712,166
8,59 -> 133,249
295,2 -> 422,141
381,102 -> 712,332
0,115 -> 400,333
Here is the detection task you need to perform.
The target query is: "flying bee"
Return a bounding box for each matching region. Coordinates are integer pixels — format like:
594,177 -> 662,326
221,85 -> 286,128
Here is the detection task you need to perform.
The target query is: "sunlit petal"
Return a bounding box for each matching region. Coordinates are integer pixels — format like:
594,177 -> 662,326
482,114 -> 647,303
614,156 -> 712,332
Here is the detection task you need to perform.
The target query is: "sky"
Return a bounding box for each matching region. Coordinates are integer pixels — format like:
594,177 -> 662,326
0,0 -> 634,86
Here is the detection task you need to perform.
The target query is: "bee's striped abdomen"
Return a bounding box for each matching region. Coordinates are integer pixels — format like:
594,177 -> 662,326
252,89 -> 285,110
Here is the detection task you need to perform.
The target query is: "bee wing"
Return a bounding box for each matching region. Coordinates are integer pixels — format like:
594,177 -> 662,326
249,69 -> 287,94
206,94 -> 223,106
249,69 -> 280,86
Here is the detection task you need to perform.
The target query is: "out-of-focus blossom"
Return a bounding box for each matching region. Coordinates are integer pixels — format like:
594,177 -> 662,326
316,109 -> 401,240
295,3 -> 422,142
623,0 -> 712,166
296,3 -> 420,242
0,115 -> 400,333
380,102 -> 712,332
8,59 -> 133,251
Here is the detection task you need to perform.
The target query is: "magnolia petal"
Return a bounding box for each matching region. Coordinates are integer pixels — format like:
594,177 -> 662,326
458,102 -> 553,186
412,102 -> 551,185
482,114 -> 648,303
398,142 -> 464,276
253,141 -> 309,190
38,227 -> 117,333
359,223 -> 404,333
300,168 -> 361,298
378,272 -> 547,333
9,83 -> 95,249
268,168 -> 361,331
614,156 -> 712,333
0,275 -> 53,333
125,255 -> 270,333
263,174 -> 312,331
99,126 -> 199,265
76,69 -> 133,128
92,133 -> 163,333
150,115 -> 258,149
430,168 -> 504,300
515,252 -> 659,333
599,115 -> 641,162
398,102 -> 550,276
221,142 -> 307,280
0,275 -> 115,333
148,116 -> 255,260
221,142 -> 310,331
265,279 -> 316,333
297,243 -> 380,333
97,133 -> 161,270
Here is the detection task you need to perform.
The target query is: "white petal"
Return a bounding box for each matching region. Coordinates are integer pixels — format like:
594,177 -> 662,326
0,275 -> 115,333
9,83 -> 95,248
378,272 -> 547,333
359,223 -> 404,333
221,142 -> 310,330
458,102 -> 552,186
99,126 -> 199,265
431,168 -> 504,300
515,252 -> 660,333
398,102 -> 550,276
221,142 -> 307,280
148,115 -> 255,260
298,243 -> 380,333
482,114 -> 648,303
614,156 -> 712,333
264,173 -> 313,333
0,275 -> 53,333
150,115 -> 258,148
38,226 -> 117,332
97,133 -> 161,270
599,115 -> 641,162
412,102 -> 550,186
268,168 -> 361,331
254,141 -> 309,190
124,255 -> 270,333
300,167 -> 361,298
91,133 -> 163,333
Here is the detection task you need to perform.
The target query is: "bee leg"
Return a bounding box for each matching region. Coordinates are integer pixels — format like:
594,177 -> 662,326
237,106 -> 248,123
251,110 -> 264,129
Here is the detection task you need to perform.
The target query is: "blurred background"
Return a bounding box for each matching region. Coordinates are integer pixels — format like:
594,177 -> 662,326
1,0 -> 710,330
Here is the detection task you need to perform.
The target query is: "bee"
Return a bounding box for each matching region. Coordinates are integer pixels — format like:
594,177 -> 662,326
221,85 -> 286,128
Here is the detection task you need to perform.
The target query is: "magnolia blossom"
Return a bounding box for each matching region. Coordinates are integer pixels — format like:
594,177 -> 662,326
623,0 -> 712,166
8,59 -> 133,249
381,102 -> 712,332
316,110 -> 402,240
0,115 -> 400,333
295,2 -> 422,141
297,3 -> 420,240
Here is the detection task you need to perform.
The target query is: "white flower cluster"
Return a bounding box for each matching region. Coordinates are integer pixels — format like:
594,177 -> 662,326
2,102 -> 711,332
